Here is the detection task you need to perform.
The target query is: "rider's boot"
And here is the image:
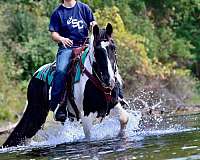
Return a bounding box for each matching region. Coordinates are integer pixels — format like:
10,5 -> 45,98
51,104 -> 67,123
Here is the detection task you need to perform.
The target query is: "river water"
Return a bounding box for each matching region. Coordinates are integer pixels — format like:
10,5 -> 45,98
0,111 -> 199,160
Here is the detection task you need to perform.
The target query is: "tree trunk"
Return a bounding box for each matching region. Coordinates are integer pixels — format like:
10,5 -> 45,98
196,61 -> 200,79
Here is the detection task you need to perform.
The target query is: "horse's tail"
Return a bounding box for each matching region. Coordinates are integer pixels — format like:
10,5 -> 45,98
2,77 -> 50,148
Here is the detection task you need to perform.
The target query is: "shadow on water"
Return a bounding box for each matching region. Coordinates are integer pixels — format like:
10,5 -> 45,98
0,112 -> 200,160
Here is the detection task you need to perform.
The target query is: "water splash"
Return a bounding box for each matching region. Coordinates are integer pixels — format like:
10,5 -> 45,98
30,110 -> 142,147
0,106 -> 195,153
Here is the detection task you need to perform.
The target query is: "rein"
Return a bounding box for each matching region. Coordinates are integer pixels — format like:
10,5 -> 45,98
81,65 -> 113,103
78,39 -> 114,103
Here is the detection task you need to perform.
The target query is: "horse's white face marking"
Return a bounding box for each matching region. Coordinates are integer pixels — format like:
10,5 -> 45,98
107,56 -> 115,87
100,41 -> 115,86
101,41 -> 109,48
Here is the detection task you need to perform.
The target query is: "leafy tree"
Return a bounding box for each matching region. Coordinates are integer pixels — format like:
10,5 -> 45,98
0,0 -> 199,123
1,3 -> 56,80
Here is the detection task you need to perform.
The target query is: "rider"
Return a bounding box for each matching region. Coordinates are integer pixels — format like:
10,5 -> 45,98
49,0 -> 96,121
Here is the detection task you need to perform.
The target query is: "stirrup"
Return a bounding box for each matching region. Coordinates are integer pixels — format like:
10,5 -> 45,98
53,104 -> 67,123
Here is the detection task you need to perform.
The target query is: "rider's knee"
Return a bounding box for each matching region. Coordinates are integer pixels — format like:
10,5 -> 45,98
56,66 -> 68,74
56,49 -> 72,74
55,69 -> 67,79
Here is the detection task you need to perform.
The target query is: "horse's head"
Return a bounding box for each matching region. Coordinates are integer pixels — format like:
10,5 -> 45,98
92,23 -> 117,88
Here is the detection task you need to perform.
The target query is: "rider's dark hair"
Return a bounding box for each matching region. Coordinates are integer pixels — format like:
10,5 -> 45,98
60,0 -> 77,3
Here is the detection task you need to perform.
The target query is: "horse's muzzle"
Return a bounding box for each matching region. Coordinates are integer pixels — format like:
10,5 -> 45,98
102,78 -> 115,91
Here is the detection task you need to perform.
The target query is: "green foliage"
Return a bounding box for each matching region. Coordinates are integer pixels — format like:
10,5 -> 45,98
129,15 -> 160,59
41,0 -> 59,17
81,0 -> 114,10
94,6 -> 125,32
94,6 -> 154,92
0,55 -> 26,122
2,4 -> 56,80
128,0 -> 199,75
6,35 -> 57,80
157,27 -> 194,63
0,0 -> 200,122
7,10 -> 36,42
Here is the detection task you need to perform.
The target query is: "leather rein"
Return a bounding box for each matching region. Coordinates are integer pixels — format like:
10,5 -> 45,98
79,38 -> 116,102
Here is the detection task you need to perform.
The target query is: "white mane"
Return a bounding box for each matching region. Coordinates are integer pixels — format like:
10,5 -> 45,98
89,34 -> 94,54
88,34 -> 95,62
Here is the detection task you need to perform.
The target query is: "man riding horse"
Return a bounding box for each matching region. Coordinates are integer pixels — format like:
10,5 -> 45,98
49,0 -> 97,121
2,0 -> 129,148
49,0 -> 127,122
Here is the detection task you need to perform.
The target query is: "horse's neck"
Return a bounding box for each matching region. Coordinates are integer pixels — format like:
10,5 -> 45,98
84,49 -> 94,74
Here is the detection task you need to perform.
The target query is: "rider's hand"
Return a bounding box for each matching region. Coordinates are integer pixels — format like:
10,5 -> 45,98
59,37 -> 73,48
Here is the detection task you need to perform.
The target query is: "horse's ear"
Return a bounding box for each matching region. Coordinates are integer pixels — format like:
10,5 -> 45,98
93,24 -> 99,39
106,23 -> 113,37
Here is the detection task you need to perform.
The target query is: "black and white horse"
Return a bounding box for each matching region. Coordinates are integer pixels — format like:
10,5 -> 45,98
3,24 -> 129,147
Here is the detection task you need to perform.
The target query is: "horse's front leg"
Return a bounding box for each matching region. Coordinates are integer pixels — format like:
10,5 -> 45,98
112,103 -> 129,135
81,112 -> 96,140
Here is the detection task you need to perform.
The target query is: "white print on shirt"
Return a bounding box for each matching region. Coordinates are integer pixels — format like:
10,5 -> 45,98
67,16 -> 84,29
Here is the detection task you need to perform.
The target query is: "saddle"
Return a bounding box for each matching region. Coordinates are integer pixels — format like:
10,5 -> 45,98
72,47 -> 85,58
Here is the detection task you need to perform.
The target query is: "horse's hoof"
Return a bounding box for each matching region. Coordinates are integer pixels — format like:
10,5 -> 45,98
118,129 -> 126,138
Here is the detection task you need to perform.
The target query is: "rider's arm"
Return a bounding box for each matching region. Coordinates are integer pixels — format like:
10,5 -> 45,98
51,32 -> 73,48
51,32 -> 63,43
83,4 -> 96,32
49,10 -> 73,47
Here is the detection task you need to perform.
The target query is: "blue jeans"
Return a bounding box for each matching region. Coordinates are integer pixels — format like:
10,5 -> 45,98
50,47 -> 73,111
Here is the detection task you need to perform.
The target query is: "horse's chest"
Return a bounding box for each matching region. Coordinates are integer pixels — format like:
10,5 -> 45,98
83,80 -> 117,118
83,80 -> 108,117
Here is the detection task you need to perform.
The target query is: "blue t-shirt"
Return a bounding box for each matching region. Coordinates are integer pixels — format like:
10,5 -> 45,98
49,1 -> 94,42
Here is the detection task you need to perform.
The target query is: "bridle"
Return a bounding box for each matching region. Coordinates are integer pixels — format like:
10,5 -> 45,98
93,37 -> 117,76
79,37 -> 117,102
